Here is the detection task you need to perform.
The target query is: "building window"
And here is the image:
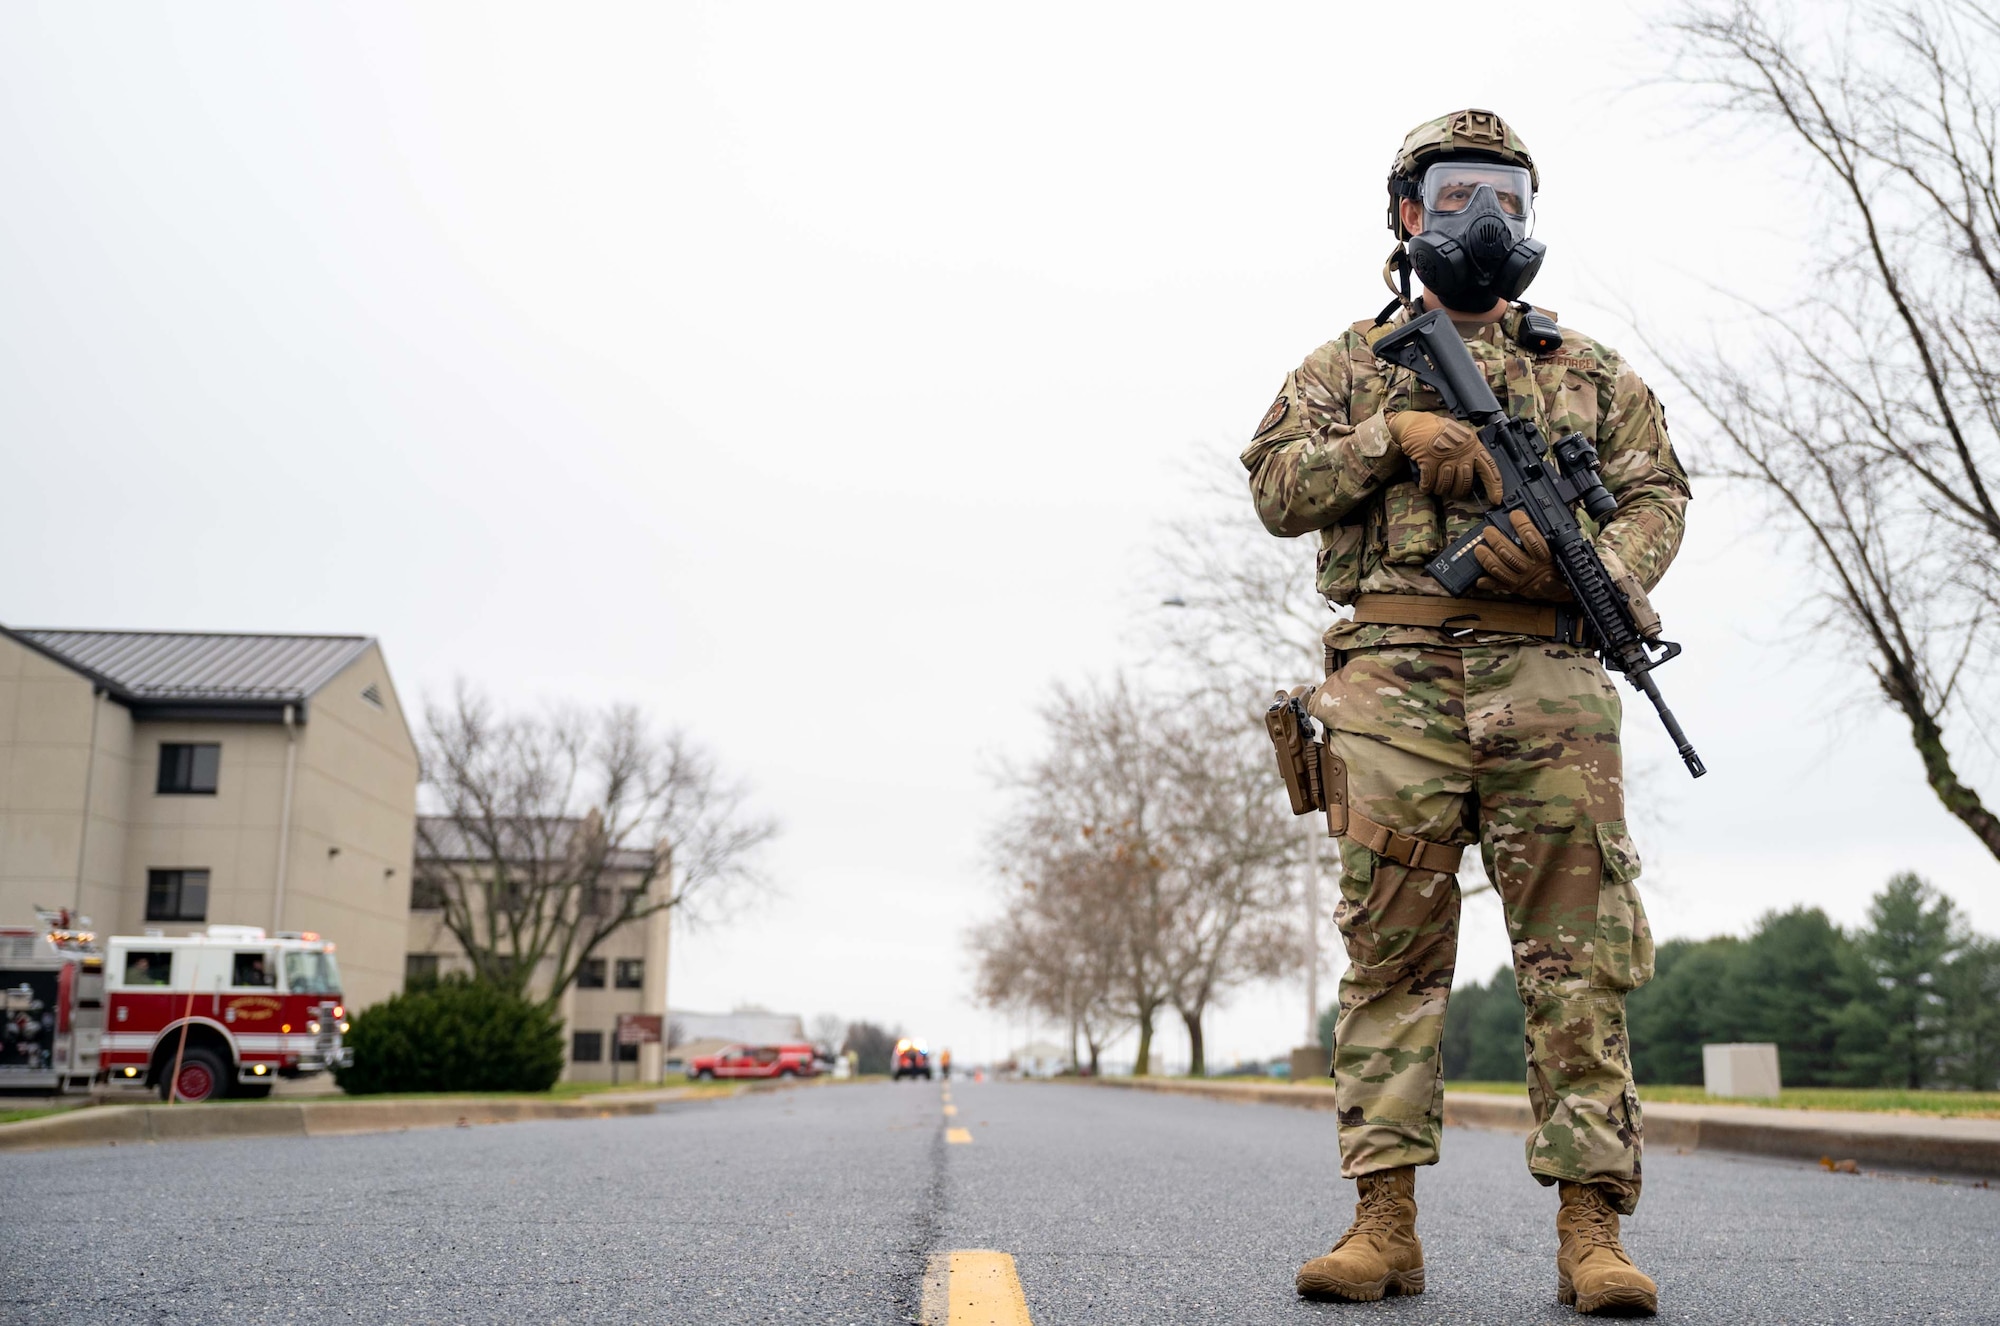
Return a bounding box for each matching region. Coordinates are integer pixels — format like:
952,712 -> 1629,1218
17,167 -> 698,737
410,874 -> 447,910
577,958 -> 607,989
614,959 -> 644,989
616,1040 -> 639,1063
156,744 -> 221,795
145,869 -> 209,922
405,953 -> 439,986
572,1031 -> 604,1062
580,886 -> 609,916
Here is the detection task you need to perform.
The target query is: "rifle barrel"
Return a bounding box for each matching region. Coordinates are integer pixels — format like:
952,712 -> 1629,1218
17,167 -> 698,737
1634,670 -> 1706,778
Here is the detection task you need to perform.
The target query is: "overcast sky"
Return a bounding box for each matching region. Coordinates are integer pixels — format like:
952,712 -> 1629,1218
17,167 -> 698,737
4,2 -> 1994,1068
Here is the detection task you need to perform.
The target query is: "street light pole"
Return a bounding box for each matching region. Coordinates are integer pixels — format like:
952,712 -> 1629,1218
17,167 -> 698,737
1304,827 -> 1320,1048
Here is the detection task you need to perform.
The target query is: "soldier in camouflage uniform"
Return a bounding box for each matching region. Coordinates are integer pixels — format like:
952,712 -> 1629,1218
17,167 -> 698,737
1242,110 -> 1687,1316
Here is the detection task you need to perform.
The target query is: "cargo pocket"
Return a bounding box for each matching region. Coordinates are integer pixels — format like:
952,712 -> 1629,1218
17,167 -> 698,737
1330,842 -> 1381,967
1380,481 -> 1443,565
1315,520 -> 1365,605
1590,820 -> 1654,991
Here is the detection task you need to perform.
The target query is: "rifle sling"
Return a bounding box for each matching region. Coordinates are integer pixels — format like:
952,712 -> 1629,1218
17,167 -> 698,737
1351,592 -> 1587,646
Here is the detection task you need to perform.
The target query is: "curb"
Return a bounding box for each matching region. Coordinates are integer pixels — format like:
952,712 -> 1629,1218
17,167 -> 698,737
0,1084 -> 743,1154
1065,1077 -> 2000,1178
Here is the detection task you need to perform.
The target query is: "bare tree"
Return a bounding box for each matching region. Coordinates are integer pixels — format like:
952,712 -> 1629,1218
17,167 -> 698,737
844,1021 -> 900,1076
971,856 -> 1128,1075
981,675 -> 1304,1075
1664,0 -> 2000,857
1157,691 -> 1306,1076
1153,456 -> 1326,685
808,1013 -> 846,1057
417,685 -> 778,1012
986,676 -> 1178,1073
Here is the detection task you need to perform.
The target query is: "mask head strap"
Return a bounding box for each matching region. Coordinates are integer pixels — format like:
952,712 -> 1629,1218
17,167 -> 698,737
1377,247 -> 1416,324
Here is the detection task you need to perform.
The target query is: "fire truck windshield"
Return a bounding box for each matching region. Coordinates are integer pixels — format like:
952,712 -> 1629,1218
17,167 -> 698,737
284,950 -> 342,995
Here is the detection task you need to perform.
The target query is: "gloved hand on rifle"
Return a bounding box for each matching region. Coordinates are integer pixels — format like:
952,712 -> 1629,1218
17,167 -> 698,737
1473,509 -> 1573,601
1387,411 -> 1503,504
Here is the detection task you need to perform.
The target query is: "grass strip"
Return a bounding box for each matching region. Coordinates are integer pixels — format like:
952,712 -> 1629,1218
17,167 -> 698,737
0,1107 -> 71,1125
1443,1080 -> 2000,1119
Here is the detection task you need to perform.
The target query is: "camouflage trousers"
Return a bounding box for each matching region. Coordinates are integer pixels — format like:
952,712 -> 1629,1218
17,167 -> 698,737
1319,642 -> 1654,1213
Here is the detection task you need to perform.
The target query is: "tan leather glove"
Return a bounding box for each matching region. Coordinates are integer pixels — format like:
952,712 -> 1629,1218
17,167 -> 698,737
1473,509 -> 1573,601
1387,411 -> 1503,504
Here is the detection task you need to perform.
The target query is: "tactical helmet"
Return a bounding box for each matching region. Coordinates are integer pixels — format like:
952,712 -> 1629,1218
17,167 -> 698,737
1387,109 -> 1539,238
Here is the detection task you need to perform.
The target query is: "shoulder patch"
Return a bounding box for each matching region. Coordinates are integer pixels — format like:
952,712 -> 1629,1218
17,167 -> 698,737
1256,393 -> 1290,436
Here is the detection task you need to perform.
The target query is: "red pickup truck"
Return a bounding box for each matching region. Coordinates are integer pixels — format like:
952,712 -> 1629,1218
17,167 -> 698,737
686,1043 -> 817,1081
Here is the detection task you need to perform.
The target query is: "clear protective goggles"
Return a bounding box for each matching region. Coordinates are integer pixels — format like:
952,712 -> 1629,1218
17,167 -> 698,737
1421,161 -> 1533,220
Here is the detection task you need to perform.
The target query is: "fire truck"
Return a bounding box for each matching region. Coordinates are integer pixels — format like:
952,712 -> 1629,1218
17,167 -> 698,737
0,910 -> 101,1094
1,912 -> 352,1102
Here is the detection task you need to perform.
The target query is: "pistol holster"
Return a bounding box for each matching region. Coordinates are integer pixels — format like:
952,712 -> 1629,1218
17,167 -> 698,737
1265,682 -> 1460,873
1264,686 -> 1347,836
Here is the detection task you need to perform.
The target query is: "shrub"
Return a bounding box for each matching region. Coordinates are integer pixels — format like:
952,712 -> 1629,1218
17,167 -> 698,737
333,975 -> 565,1094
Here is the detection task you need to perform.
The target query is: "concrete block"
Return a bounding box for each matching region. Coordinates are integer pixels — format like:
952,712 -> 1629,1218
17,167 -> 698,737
1703,1042 -> 1781,1098
1288,1044 -> 1331,1083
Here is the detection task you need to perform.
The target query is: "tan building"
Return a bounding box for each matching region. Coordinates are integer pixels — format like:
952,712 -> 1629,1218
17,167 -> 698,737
0,626 -> 419,1011
406,816 -> 672,1084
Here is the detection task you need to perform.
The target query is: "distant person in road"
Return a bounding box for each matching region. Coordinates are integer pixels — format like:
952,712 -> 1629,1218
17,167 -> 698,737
1242,109 -> 1686,1316
939,1048 -> 952,1080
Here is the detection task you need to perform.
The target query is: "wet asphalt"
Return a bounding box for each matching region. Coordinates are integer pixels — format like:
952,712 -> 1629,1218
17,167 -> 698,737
2,1078 -> 1995,1324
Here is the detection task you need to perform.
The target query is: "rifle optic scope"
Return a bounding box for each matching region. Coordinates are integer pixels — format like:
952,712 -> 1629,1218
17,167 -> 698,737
1551,433 -> 1620,524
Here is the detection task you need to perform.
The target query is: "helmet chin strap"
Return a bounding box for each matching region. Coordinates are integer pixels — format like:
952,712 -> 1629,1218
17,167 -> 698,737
1376,247 -> 1417,326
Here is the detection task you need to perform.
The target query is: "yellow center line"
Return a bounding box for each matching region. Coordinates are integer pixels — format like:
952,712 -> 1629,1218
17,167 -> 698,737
943,1104 -> 958,1116
921,1250 -> 1034,1325
946,1126 -> 973,1144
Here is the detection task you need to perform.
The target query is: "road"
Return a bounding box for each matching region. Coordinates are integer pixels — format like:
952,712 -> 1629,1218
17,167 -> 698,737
4,1079 -> 1995,1324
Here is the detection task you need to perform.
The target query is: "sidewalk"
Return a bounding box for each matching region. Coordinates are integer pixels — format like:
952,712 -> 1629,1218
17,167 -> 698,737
0,1082 -> 747,1154
1070,1077 -> 2000,1178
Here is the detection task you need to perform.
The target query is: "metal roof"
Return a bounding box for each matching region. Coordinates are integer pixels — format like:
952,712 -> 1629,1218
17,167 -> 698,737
6,627 -> 374,718
417,815 -> 656,872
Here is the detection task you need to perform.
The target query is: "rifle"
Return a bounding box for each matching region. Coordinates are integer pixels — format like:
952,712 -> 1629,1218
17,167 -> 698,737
1371,308 -> 1706,778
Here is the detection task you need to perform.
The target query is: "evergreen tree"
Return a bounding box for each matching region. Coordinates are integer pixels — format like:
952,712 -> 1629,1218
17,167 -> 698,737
1726,906 -> 1856,1086
1335,878 -> 1990,1092
1840,874 -> 1963,1088
1628,937 -> 1742,1084
1441,966 -> 1526,1082
1939,937 -> 2000,1091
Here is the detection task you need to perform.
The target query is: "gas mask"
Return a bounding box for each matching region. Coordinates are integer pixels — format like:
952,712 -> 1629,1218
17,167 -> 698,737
1404,161 -> 1544,313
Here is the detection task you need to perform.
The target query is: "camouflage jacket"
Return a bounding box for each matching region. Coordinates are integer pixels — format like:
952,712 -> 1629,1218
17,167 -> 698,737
1240,304 -> 1690,652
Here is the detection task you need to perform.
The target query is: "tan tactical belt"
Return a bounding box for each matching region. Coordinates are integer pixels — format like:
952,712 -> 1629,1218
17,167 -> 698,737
1352,592 -> 1588,645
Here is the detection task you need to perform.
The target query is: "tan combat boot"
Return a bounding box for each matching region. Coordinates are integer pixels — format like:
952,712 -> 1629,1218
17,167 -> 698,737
1556,1181 -> 1658,1316
1296,1166 -> 1424,1301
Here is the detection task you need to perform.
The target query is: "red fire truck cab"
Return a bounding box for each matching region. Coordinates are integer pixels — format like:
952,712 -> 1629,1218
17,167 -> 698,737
2,914 -> 353,1102
101,925 -> 353,1101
